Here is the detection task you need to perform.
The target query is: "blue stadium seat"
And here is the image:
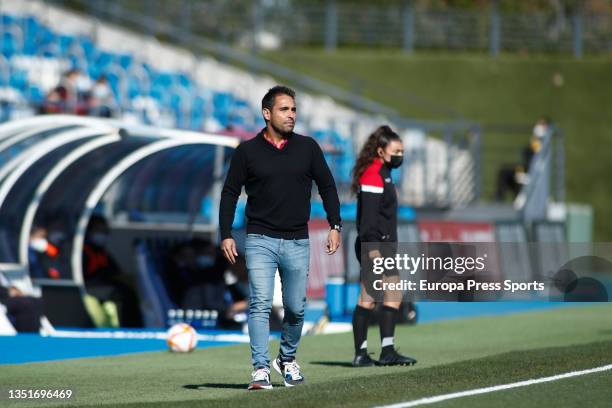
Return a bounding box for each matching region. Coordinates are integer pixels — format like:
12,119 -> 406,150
149,85 -> 166,104
0,103 -> 12,123
169,93 -> 182,110
94,51 -> 114,71
104,71 -> 121,96
86,64 -> 100,81
0,11 -> 351,170
58,34 -> 74,56
152,72 -> 173,89
126,76 -> 143,99
117,54 -> 133,70
19,17 -> 40,56
0,68 -> 8,87
22,16 -> 40,35
190,95 -> 207,129
77,36 -> 94,58
1,32 -> 18,58
1,14 -> 16,26
176,73 -> 192,89
36,26 -> 57,48
39,43 -> 60,58
212,91 -> 233,126
9,69 -> 28,91
27,84 -> 44,105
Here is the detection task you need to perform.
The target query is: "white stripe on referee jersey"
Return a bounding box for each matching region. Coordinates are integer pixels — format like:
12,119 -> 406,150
374,363 -> 612,408
361,185 -> 384,193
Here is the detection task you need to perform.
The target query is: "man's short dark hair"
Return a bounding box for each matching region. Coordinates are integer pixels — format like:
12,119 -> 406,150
261,85 -> 296,112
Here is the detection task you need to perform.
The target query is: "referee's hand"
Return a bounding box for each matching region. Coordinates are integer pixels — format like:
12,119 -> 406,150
326,229 -> 341,255
221,238 -> 238,264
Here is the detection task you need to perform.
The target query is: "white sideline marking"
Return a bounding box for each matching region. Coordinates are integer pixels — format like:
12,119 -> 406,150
374,363 -> 612,408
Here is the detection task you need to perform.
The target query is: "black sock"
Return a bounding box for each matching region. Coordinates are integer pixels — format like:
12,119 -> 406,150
352,305 -> 372,355
380,305 -> 398,354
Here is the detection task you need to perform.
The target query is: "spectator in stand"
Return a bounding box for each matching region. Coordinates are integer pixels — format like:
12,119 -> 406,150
88,75 -> 116,118
42,69 -> 90,115
495,117 -> 551,201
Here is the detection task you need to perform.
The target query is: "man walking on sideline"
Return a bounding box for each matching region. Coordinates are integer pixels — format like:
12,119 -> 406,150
219,86 -> 342,390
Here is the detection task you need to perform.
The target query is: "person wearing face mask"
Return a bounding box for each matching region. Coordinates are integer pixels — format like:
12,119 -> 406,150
88,75 -> 116,118
82,215 -> 143,327
350,125 -> 417,368
495,117 -> 551,201
28,226 -> 60,280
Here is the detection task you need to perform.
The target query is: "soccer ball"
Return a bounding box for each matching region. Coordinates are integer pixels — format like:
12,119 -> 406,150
166,323 -> 198,353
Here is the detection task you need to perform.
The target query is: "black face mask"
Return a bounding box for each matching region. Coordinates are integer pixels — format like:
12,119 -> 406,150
385,155 -> 403,169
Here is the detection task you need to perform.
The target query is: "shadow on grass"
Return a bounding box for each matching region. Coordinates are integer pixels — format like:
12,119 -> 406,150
309,361 -> 354,368
183,383 -> 246,390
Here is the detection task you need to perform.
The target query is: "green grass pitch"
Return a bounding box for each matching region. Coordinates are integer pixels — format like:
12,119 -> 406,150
262,50 -> 612,241
2,304 -> 611,407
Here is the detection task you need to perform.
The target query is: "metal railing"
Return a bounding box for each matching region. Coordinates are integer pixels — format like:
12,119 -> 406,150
16,1 -> 569,211
480,124 -> 565,211
52,0 -> 612,57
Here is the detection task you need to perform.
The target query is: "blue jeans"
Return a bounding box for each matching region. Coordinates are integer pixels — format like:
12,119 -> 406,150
245,233 -> 310,369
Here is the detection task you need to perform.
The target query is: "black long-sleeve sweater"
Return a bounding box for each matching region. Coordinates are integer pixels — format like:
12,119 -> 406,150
219,129 -> 341,240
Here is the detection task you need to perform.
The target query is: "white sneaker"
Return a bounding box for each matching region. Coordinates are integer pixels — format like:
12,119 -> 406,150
248,367 -> 273,390
272,356 -> 305,387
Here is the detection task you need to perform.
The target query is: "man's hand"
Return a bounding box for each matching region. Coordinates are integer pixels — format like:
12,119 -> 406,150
326,229 -> 341,255
221,238 -> 238,264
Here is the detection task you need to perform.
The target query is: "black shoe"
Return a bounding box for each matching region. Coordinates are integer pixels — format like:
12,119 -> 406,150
352,352 -> 377,367
377,348 -> 417,366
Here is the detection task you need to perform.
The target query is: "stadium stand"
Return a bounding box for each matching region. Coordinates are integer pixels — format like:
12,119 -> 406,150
0,1 -> 482,208
0,2 -> 364,187
0,1 -> 579,331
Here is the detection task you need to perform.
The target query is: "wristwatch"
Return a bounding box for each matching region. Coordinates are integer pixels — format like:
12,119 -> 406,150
331,224 -> 342,232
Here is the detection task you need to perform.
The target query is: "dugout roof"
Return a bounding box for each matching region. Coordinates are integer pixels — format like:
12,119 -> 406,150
0,115 -> 238,285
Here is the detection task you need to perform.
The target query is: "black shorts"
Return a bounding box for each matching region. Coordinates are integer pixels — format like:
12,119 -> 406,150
354,237 -> 399,298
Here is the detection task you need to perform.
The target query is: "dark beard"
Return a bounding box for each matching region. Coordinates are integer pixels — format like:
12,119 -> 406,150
270,121 -> 292,137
